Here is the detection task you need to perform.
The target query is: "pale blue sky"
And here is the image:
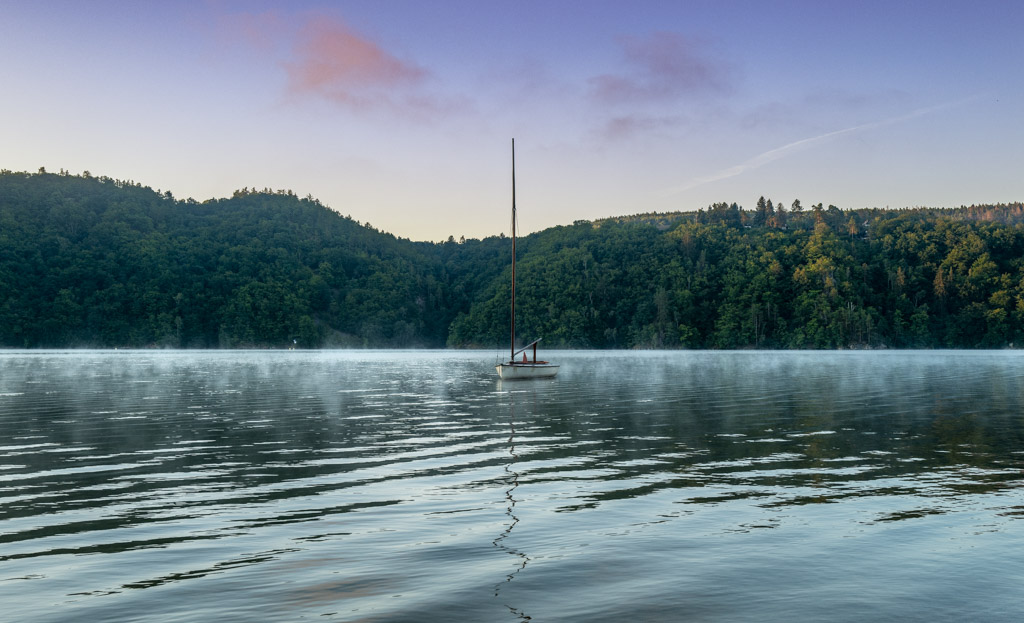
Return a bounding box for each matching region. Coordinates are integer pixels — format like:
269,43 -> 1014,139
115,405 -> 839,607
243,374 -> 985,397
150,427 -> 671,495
2,1 -> 1021,240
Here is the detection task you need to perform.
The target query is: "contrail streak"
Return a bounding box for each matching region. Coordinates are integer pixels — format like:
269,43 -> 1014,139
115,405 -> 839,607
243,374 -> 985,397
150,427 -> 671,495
662,94 -> 986,196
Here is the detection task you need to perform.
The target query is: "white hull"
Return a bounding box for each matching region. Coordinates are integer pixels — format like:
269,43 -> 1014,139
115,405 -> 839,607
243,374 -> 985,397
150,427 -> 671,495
496,363 -> 560,379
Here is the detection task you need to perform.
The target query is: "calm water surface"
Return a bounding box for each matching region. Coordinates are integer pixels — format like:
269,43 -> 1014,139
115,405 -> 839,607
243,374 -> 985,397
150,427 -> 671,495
2,350 -> 1023,622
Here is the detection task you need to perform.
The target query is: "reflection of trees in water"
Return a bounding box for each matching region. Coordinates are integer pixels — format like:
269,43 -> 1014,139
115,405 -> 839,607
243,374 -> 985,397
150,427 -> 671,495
492,394 -> 531,621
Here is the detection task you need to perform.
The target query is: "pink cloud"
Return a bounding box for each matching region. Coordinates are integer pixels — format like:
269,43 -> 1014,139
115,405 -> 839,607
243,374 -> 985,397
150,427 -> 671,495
590,32 -> 730,103
284,16 -> 430,112
210,9 -> 463,117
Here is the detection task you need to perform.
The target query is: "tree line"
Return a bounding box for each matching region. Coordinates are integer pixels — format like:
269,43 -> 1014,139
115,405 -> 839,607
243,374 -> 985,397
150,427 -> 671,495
2,169 -> 1023,349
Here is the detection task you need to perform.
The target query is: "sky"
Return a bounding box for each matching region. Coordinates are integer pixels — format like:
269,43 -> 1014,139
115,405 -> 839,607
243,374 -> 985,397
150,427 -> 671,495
2,1 -> 1022,241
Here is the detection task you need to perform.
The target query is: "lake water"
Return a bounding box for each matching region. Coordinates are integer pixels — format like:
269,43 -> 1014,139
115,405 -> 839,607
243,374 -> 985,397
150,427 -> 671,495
2,350 -> 1024,622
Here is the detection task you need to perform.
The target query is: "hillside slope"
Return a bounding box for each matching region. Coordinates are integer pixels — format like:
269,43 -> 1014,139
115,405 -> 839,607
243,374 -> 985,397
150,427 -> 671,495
3,170 -> 1024,349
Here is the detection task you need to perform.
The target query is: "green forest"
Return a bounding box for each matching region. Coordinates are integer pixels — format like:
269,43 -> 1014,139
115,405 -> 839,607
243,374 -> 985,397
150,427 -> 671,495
3,169 -> 1024,349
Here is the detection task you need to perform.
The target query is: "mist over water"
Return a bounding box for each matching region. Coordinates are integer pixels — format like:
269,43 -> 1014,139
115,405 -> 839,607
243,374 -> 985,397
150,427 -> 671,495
2,350 -> 1023,622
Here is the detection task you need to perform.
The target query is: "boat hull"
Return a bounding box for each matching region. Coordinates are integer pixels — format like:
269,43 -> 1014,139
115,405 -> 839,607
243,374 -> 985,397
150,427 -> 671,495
496,363 -> 560,379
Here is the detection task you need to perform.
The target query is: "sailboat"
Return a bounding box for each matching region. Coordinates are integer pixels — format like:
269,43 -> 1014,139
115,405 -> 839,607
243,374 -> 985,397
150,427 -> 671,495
496,140 -> 559,380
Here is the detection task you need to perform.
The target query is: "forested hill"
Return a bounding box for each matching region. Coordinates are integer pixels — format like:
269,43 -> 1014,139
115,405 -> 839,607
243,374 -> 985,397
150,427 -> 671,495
2,170 -> 1024,349
0,170 -> 491,348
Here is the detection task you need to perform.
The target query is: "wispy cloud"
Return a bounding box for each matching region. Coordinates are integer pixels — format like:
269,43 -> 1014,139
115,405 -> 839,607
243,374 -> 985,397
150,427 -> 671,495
662,95 -> 986,196
284,16 -> 432,112
217,10 -> 463,118
590,31 -> 731,104
601,114 -> 686,140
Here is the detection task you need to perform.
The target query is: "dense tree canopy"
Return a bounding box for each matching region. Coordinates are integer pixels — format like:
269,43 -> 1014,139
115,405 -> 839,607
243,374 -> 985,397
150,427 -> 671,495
2,170 -> 1023,349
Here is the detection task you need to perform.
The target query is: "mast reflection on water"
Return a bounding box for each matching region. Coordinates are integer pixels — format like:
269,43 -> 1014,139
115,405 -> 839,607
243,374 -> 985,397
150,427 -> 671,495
493,391 -> 532,621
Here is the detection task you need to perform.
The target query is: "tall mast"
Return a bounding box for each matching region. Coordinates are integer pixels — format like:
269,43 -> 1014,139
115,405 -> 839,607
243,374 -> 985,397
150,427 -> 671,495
510,138 -> 516,362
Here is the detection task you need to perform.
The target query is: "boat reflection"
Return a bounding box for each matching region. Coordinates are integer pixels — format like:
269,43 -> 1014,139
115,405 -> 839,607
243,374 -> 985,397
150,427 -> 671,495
493,393 -> 531,621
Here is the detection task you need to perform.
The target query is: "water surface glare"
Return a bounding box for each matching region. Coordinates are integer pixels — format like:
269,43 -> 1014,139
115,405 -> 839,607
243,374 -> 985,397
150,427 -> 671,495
2,350 -> 1024,621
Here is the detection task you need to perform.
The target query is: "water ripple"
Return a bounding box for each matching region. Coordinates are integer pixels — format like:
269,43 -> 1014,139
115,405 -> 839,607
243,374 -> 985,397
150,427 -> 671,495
2,351 -> 1024,622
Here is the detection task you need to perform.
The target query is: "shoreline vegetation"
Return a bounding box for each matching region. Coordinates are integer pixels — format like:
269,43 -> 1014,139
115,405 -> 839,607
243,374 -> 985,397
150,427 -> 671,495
3,169 -> 1024,350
